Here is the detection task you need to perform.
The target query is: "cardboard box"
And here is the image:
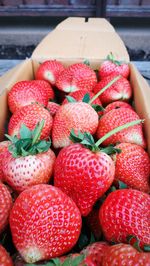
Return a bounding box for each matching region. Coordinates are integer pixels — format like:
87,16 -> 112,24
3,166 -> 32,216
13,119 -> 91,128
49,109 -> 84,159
0,17 -> 150,153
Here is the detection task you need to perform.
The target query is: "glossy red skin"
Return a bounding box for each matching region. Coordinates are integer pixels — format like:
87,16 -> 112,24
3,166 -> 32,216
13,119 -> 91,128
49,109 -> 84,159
54,143 -> 115,216
104,100 -> 133,114
35,60 -> 65,85
52,102 -> 99,149
81,242 -> 110,266
0,183 -> 13,233
94,75 -> 132,106
112,143 -> 150,193
96,108 -> 146,148
2,149 -> 56,193
99,189 -> 150,247
56,63 -> 97,93
34,80 -> 55,100
47,101 -> 60,117
102,244 -> 150,266
8,80 -> 49,113
86,209 -> 102,240
8,103 -> 53,140
10,184 -> 82,263
99,60 -> 130,79
0,141 -> 10,182
0,245 -> 13,266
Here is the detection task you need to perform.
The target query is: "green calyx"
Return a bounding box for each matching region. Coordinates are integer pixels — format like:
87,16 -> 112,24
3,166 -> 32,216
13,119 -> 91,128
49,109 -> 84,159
5,120 -> 51,158
107,52 -> 123,66
127,235 -> 150,253
25,254 -> 86,266
70,119 -> 144,154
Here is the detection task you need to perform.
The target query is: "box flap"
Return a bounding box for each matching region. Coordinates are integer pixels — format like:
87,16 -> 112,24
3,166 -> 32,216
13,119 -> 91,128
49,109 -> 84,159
32,17 -> 129,68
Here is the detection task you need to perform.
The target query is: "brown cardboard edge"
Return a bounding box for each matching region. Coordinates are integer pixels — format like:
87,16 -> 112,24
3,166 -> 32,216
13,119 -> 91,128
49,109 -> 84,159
130,62 -> 150,154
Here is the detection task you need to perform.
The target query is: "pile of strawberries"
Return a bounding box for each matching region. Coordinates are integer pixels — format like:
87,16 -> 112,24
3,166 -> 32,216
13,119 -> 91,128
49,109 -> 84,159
0,54 -> 150,266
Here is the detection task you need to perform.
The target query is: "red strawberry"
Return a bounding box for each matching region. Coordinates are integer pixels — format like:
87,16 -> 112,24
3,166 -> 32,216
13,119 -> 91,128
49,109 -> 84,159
94,74 -> 132,106
86,209 -> 102,240
104,100 -> 133,114
3,122 -> 56,193
102,243 -> 150,266
0,245 -> 13,266
81,242 -> 110,265
10,184 -> 82,263
8,103 -> 53,140
0,182 -> 12,233
99,53 -> 130,79
0,141 -> 10,182
52,102 -> 99,148
99,189 -> 150,247
56,63 -> 97,93
112,143 -> 150,193
54,143 -> 115,216
35,60 -> 65,85
34,80 -> 55,100
8,80 -> 50,113
47,101 -> 60,117
96,108 -> 146,148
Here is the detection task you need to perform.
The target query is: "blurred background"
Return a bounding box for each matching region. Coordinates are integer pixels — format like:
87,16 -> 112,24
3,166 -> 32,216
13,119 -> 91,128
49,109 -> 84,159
0,0 -> 149,60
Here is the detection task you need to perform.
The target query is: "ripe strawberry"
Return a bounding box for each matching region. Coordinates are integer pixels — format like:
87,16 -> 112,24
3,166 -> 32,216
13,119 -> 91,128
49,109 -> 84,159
0,182 -> 12,233
8,103 -> 53,140
35,60 -> 65,85
52,102 -> 99,148
10,184 -> 82,263
102,243 -> 150,266
3,122 -> 56,193
81,242 -> 110,265
86,209 -> 102,240
0,245 -> 13,266
54,143 -> 115,216
94,74 -> 132,106
56,63 -> 97,93
96,108 -> 146,148
112,143 -> 150,193
8,80 -> 50,113
99,53 -> 130,79
99,189 -> 150,247
104,100 -> 133,114
47,101 -> 60,117
34,80 -> 55,100
0,141 -> 10,182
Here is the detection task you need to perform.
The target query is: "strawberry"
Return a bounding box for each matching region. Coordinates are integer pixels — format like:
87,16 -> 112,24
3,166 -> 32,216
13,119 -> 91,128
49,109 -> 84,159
94,74 -> 132,106
104,100 -> 133,114
8,80 -> 50,113
0,182 -> 12,233
54,141 -> 115,215
102,243 -> 150,266
112,143 -> 150,193
0,141 -> 10,182
34,80 -> 55,100
47,101 -> 60,117
52,102 -> 99,148
35,60 -> 65,85
56,63 -> 97,93
9,184 -> 82,263
81,242 -> 110,265
99,53 -> 130,79
8,103 -> 53,140
0,245 -> 13,266
96,108 -> 146,148
86,209 -> 102,240
99,189 -> 150,248
3,121 -> 56,193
